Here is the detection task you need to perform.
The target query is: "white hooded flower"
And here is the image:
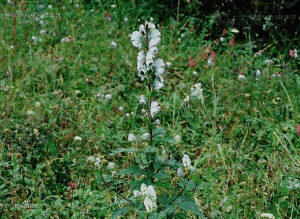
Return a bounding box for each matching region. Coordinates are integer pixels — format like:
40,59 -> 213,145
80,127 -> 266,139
87,156 -> 96,162
174,135 -> 181,144
150,17 -> 154,22
107,162 -> 116,170
119,107 -> 123,111
183,154 -> 191,167
146,50 -> 155,68
153,58 -> 165,77
207,58 -> 213,65
128,133 -> 136,142
105,94 -> 112,99
111,41 -> 117,48
150,101 -> 160,118
193,71 -> 198,77
140,95 -> 146,104
153,78 -> 164,91
131,31 -> 143,50
220,37 -> 225,42
141,183 -> 147,195
74,136 -> 82,141
256,70 -> 261,76
149,29 -> 161,48
146,185 -> 157,200
141,133 -> 150,141
238,75 -> 246,80
166,62 -> 172,68
144,197 -> 153,213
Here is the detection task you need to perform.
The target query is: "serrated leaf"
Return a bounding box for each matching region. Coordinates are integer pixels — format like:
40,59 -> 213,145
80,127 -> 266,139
111,206 -> 131,219
173,196 -> 205,218
153,172 -> 167,179
120,165 -> 144,176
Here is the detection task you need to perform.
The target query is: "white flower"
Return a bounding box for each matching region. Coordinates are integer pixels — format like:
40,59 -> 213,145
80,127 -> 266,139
166,62 -> 172,68
61,38 -> 66,43
91,9 -> 95,13
146,50 -> 155,68
126,113 -> 130,117
95,162 -> 101,168
48,5 -> 52,9
220,37 -> 225,42
207,58 -> 213,65
141,133 -> 150,141
264,59 -> 273,64
181,33 -> 185,38
153,58 -> 165,77
195,83 -> 202,88
150,101 -> 160,118
105,94 -> 112,99
153,78 -> 164,91
40,30 -> 45,35
193,71 -> 198,77
238,75 -> 246,80
155,119 -> 160,124
33,129 -> 39,135
27,110 -> 34,115
184,96 -> 190,102
174,135 -> 181,144
87,156 -> 95,162
111,4 -> 116,8
107,162 -> 116,170
128,133 -> 136,142
231,28 -> 239,33
74,136 -> 82,141
75,4 -> 79,8
95,158 -> 100,163
119,107 -> 123,112
150,17 -> 154,22
146,185 -> 157,200
141,183 -> 147,195
190,166 -> 195,172
36,102 -> 41,108
149,29 -> 161,48
144,197 -> 153,213
134,190 -> 142,197
10,45 -> 14,49
183,154 -> 191,167
124,17 -> 128,22
32,36 -> 37,41
177,168 -> 183,177
39,38 -> 42,42
260,213 -> 275,219
256,70 -> 261,76
131,31 -> 143,50
294,49 -> 297,53
111,41 -> 117,48
140,95 -> 146,104
128,34 -> 132,38
295,52 -> 298,58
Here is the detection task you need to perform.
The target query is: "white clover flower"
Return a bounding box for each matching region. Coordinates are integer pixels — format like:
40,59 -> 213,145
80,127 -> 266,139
150,101 -> 160,118
177,168 -> 183,177
75,4 -> 79,8
107,162 -> 116,170
111,4 -> 116,8
195,83 -> 202,89
48,5 -> 52,9
183,154 -> 191,167
36,102 -> 41,108
40,30 -> 46,35
134,190 -> 142,197
111,41 -> 117,48
74,136 -> 82,141
144,197 -> 153,213
105,94 -> 112,99
10,45 -> 14,49
256,70 -> 261,76
193,71 -> 198,77
87,156 -> 96,162
32,36 -> 37,41
124,17 -> 128,22
91,9 -> 95,13
141,133 -> 150,141
220,37 -> 225,42
166,62 -> 172,68
155,119 -> 160,124
175,135 -> 181,144
95,162 -> 101,168
140,95 -> 146,104
128,133 -> 136,142
146,185 -> 157,200
238,75 -> 246,80
126,113 -> 130,117
141,183 -> 147,195
119,107 -> 123,112
264,59 -> 273,64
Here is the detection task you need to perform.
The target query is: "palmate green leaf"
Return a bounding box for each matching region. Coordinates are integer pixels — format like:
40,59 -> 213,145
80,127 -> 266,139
173,195 -> 205,218
120,165 -> 144,176
111,206 -> 131,219
109,148 -> 138,156
153,171 -> 167,179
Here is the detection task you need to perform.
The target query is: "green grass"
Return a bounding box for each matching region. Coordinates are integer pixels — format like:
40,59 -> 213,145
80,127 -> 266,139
0,0 -> 300,218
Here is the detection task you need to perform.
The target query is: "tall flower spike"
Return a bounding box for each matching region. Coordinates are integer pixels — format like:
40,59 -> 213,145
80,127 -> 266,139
146,50 -> 155,68
153,58 -> 165,77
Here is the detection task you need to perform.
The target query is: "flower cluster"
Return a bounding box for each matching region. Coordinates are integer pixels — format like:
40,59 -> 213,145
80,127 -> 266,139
61,37 -> 73,43
190,83 -> 204,102
182,154 -> 194,172
133,183 -> 157,213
